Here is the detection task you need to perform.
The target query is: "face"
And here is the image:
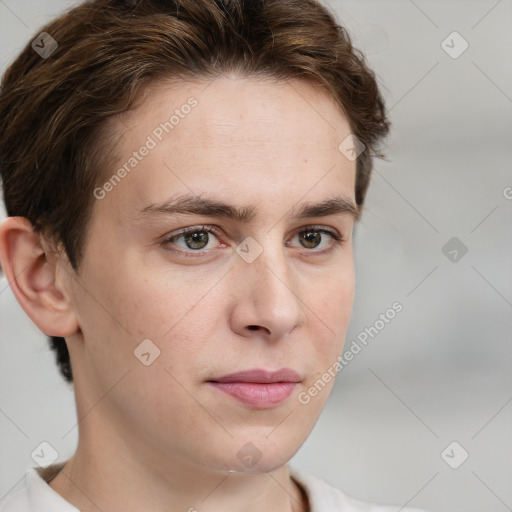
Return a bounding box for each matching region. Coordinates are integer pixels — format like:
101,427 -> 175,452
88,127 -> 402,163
66,75 -> 357,476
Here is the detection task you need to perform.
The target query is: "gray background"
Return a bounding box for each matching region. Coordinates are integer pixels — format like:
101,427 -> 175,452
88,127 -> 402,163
1,1 -> 511,511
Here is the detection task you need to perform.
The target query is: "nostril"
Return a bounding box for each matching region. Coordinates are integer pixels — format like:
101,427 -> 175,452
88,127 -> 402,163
247,325 -> 259,330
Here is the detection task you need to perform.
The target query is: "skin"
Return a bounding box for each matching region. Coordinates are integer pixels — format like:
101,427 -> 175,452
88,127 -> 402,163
0,75 -> 357,512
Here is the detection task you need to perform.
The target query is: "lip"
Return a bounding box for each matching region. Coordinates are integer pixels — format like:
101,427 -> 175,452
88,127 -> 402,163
208,368 -> 301,384
207,368 -> 301,409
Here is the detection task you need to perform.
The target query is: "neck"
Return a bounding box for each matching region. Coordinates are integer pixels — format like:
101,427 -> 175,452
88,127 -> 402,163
48,440 -> 308,512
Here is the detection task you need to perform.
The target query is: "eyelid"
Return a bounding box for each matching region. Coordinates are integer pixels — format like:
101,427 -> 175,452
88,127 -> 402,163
167,224 -> 222,240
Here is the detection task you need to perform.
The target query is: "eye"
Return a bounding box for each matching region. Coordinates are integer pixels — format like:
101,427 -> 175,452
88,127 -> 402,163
163,225 -> 223,255
289,226 -> 344,252
162,224 -> 344,257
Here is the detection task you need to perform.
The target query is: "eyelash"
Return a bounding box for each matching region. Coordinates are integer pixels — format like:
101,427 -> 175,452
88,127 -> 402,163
162,224 -> 344,257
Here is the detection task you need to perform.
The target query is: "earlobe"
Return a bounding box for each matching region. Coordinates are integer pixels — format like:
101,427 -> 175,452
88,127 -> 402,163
0,216 -> 80,338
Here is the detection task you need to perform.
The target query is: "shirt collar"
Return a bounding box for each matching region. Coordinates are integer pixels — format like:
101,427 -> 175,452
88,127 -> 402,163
27,463 -> 79,511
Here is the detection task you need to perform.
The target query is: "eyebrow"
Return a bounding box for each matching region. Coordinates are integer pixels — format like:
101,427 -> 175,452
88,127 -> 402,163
135,193 -> 359,223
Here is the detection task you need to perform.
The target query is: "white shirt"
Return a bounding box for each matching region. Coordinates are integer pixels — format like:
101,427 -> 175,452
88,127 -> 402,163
0,462 -> 430,512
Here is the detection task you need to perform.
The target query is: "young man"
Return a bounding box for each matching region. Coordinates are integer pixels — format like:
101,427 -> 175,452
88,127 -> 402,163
0,1 -> 430,511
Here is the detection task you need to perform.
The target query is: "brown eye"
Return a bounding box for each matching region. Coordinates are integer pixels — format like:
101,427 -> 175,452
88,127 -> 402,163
299,230 -> 323,249
291,227 -> 343,252
164,226 -> 222,253
182,230 -> 210,250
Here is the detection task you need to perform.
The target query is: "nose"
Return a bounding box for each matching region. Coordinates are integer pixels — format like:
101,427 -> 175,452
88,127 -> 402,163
229,242 -> 306,340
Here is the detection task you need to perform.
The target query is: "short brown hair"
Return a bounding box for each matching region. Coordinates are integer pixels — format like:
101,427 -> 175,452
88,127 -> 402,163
0,0 -> 390,384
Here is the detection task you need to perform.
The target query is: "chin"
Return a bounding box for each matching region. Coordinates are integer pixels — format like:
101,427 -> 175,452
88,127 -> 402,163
210,436 -> 299,475
218,456 -> 292,475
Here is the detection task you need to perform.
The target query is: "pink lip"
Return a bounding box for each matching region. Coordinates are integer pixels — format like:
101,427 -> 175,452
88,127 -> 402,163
207,368 -> 301,409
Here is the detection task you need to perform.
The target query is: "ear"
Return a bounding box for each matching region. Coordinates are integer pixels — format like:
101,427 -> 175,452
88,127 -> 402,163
0,216 -> 80,337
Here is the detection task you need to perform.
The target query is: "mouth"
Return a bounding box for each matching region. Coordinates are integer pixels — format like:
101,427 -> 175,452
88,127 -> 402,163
208,368 -> 301,384
206,368 -> 301,409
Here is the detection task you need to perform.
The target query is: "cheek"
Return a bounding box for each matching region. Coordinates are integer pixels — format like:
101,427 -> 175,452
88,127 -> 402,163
309,264 -> 355,360
102,268 -> 209,343
317,260 -> 355,317
298,270 -> 354,411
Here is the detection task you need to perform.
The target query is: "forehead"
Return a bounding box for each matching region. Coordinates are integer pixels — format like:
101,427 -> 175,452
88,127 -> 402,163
118,74 -> 353,149
96,75 -> 356,223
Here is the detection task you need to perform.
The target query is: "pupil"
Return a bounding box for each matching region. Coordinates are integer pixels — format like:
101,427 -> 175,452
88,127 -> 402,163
302,231 -> 320,248
186,231 -> 208,249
